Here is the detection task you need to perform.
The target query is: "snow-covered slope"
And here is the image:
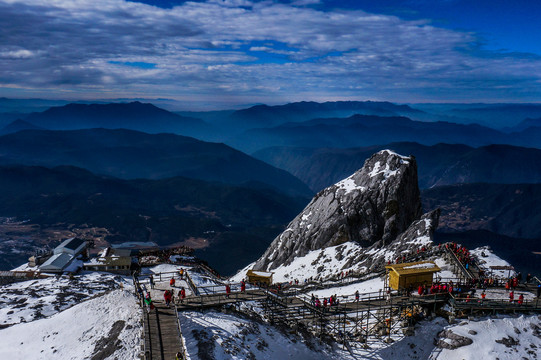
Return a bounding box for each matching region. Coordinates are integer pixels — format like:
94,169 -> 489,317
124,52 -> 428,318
0,271 -> 125,326
0,288 -> 141,359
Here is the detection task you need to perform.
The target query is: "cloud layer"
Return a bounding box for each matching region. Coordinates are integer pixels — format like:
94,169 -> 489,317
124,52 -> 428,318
1,0 -> 540,106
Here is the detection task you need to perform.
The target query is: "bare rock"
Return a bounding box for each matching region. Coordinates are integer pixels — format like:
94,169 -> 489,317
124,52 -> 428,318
254,150 -> 423,270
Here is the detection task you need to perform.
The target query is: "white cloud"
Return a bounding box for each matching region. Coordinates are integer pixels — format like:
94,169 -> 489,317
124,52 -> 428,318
0,49 -> 35,59
0,0 -> 539,104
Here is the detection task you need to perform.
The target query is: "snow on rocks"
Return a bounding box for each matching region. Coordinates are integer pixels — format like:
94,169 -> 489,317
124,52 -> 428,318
253,149 -> 423,271
0,271 -> 124,326
429,315 -> 541,359
266,241 -> 364,283
179,309 -> 332,360
0,288 -> 141,360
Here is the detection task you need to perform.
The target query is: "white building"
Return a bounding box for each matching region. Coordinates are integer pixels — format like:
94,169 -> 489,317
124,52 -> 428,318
39,238 -> 87,274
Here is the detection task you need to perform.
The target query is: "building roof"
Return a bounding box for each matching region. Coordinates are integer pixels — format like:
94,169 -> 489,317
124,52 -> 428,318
85,256 -> 132,267
57,237 -> 86,251
40,253 -> 73,271
110,248 -> 133,257
247,270 -> 274,278
385,261 -> 441,276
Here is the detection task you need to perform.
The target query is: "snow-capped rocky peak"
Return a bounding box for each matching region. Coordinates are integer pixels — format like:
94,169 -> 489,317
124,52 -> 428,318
253,150 -> 423,271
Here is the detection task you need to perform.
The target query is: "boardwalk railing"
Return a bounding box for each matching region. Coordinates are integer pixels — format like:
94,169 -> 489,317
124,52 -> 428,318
174,305 -> 189,360
443,246 -> 474,281
449,293 -> 541,312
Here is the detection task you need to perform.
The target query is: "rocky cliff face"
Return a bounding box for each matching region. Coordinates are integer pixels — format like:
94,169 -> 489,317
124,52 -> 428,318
254,150 -> 425,271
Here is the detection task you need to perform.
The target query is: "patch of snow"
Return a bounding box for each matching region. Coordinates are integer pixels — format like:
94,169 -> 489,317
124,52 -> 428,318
471,246 -> 516,279
269,241 -> 364,283
335,175 -> 366,195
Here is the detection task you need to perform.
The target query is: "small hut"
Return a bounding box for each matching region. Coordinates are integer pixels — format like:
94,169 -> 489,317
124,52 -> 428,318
385,260 -> 440,290
246,270 -> 273,285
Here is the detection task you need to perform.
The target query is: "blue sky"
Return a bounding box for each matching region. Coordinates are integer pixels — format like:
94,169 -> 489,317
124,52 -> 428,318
0,0 -> 540,109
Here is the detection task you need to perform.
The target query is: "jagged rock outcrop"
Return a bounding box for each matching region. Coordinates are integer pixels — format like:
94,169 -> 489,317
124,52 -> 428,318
254,150 -> 424,271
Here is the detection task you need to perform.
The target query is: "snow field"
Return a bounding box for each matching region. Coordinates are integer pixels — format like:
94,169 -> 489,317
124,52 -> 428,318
0,288 -> 142,359
0,271 -> 125,325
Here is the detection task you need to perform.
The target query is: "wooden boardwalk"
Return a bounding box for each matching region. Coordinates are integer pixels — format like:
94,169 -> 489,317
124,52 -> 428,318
176,289 -> 268,310
146,302 -> 182,360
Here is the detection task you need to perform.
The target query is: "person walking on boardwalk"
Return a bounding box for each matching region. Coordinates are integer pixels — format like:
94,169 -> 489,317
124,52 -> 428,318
180,287 -> 186,303
509,290 -> 514,303
355,290 -> 359,302
144,293 -> 154,312
149,274 -> 154,289
170,277 -> 176,287
179,268 -> 184,280
164,290 -> 172,306
225,284 -> 231,298
241,280 -> 246,293
518,294 -> 524,305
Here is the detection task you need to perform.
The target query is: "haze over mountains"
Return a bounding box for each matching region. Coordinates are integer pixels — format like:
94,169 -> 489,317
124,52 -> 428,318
254,142 -> 541,191
0,128 -> 311,197
1,98 -> 541,273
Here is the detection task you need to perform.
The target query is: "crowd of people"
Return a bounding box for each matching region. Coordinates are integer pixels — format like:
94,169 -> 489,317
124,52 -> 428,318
310,293 -> 341,310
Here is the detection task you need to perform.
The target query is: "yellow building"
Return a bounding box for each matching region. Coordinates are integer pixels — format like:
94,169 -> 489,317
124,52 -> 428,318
246,269 -> 274,285
385,261 -> 440,290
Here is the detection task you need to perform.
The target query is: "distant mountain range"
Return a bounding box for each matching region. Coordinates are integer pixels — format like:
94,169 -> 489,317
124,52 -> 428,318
229,113 -> 541,153
1,98 -> 541,263
254,142 -> 541,191
422,183 -> 541,239
4,100 -> 541,154
0,119 -> 43,135
21,101 -> 214,139
0,128 -> 312,197
221,100 -> 424,130
0,165 -> 307,274
413,103 -> 541,129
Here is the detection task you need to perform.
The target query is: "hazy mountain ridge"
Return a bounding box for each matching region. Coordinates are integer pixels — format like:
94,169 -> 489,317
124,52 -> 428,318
0,128 -> 312,197
254,142 -> 541,191
0,119 -> 43,135
423,183 -> 541,239
230,114 -> 522,152
224,100 -> 424,130
22,101 -> 215,138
